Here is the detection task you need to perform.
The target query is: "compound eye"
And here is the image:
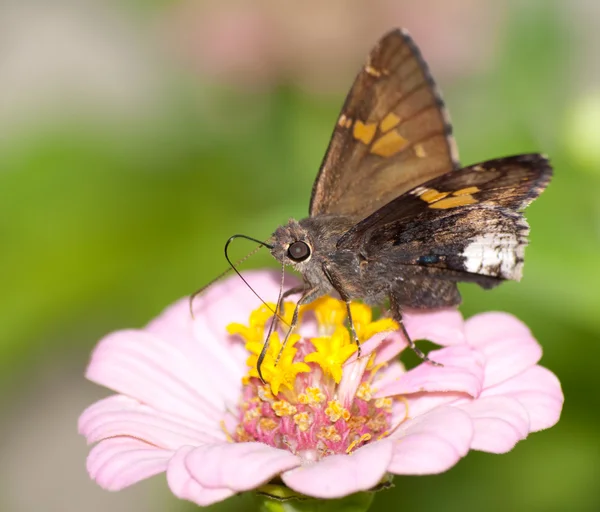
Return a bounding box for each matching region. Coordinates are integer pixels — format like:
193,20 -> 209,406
287,241 -> 311,262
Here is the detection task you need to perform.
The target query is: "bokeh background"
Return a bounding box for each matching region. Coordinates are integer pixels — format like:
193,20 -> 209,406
1,0 -> 599,511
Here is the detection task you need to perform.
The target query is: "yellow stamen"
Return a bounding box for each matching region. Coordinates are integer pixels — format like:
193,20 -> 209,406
318,425 -> 341,443
298,387 -> 326,405
243,408 -> 261,422
398,396 -> 410,421
356,382 -> 373,401
367,362 -> 388,385
257,385 -> 275,402
346,433 -> 372,454
366,351 -> 378,370
293,412 -> 312,432
220,420 -> 234,443
374,397 -> 393,411
384,396 -> 411,439
272,400 -> 298,417
259,418 -> 278,431
325,400 -> 350,422
377,431 -> 389,441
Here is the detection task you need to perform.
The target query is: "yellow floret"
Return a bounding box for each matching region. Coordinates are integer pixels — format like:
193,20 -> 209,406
305,327 -> 358,383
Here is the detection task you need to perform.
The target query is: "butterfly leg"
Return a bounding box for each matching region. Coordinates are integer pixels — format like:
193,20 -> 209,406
389,290 -> 443,366
344,301 -> 361,357
321,263 -> 361,357
257,284 -> 306,382
275,286 -> 322,361
275,284 -> 305,329
256,286 -> 322,382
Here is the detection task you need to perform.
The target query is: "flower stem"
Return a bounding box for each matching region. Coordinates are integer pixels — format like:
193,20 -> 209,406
254,490 -> 374,512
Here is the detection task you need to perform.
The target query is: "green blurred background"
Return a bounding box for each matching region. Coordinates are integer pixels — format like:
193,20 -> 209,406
1,0 -> 598,511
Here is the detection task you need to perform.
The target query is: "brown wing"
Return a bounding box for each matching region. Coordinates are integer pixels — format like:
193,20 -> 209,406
309,28 -> 459,218
336,153 -> 553,281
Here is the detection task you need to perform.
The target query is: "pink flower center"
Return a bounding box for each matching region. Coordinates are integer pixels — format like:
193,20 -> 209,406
227,297 -> 400,461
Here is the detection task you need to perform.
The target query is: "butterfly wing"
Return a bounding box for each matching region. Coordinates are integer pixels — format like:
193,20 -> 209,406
309,29 -> 459,218
337,154 -> 552,288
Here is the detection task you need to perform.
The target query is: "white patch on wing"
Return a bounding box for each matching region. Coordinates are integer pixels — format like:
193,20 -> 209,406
462,232 -> 526,280
410,186 -> 428,196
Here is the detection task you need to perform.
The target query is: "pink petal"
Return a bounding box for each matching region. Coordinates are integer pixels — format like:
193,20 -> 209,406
375,346 -> 484,399
79,395 -> 224,448
371,332 -> 408,365
167,446 -> 234,506
471,330 -> 542,389
150,297 -> 248,382
458,396 -> 530,453
371,360 -> 406,391
86,329 -> 233,424
400,391 -> 465,419
340,332 -> 402,406
465,312 -> 532,346
388,406 -> 473,474
87,437 -> 171,491
402,308 -> 466,346
345,331 -> 399,365
339,354 -> 371,408
482,365 -> 564,432
186,442 -> 301,491
282,440 -> 393,498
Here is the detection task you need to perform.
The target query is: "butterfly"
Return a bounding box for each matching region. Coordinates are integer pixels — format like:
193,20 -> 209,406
259,28 -> 552,369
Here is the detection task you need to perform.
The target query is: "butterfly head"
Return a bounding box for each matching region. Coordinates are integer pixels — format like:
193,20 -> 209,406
270,219 -> 314,272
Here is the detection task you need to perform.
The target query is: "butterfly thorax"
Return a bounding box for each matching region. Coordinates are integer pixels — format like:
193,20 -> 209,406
269,215 -> 354,285
270,215 -> 390,303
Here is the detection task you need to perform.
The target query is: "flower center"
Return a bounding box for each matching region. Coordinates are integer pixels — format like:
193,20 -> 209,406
227,297 -> 399,460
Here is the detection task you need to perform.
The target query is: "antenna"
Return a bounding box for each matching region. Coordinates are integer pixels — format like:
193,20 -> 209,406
189,235 -> 285,326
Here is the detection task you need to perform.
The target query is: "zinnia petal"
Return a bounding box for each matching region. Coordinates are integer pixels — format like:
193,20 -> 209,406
482,365 -> 564,432
458,396 -> 530,453
87,329 -> 230,422
79,395 -> 225,447
403,308 -> 466,346
465,311 -> 533,345
167,446 -> 235,506
375,345 -> 484,398
282,440 -> 393,499
388,407 -> 473,474
185,442 -> 301,492
87,437 -> 171,491
466,313 -> 543,388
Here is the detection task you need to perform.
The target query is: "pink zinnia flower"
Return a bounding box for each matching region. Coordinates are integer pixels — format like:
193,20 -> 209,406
78,270 -> 563,506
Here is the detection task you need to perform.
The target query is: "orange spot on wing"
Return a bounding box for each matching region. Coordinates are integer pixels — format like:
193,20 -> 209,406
419,188 -> 450,203
353,121 -> 377,144
414,144 -> 427,158
370,130 -> 408,157
380,113 -> 401,133
429,195 -> 478,209
453,186 -> 480,196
